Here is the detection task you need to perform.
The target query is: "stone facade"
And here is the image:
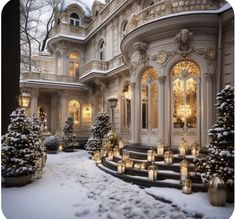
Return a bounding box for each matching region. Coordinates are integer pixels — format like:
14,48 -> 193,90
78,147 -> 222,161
20,0 -> 234,148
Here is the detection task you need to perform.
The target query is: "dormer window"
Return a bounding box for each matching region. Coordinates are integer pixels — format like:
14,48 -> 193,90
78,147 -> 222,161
70,13 -> 80,26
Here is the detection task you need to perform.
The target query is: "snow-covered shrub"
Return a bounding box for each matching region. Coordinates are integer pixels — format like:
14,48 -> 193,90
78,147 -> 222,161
43,136 -> 60,151
195,85 -> 234,189
1,108 -> 38,177
85,112 -> 111,154
61,116 -> 79,150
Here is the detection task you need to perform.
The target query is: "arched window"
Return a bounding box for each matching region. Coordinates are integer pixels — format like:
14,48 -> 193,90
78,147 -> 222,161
70,13 -> 80,26
69,52 -> 80,77
56,52 -> 61,75
68,100 -> 81,126
141,68 -> 158,130
122,82 -> 131,130
122,21 -> 128,38
95,11 -> 99,16
171,61 -> 200,130
99,40 -> 105,60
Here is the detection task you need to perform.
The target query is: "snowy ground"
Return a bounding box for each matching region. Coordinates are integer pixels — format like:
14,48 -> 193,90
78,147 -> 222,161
1,150 -> 234,219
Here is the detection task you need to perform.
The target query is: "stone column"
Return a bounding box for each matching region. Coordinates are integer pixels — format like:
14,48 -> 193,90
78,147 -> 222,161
205,73 -> 213,145
30,89 -> 39,117
158,76 -> 166,143
59,91 -> 67,134
130,82 -> 136,143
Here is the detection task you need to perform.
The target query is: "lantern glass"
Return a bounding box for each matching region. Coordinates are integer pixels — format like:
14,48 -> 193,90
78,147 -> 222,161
108,98 -> 118,108
117,160 -> 125,174
179,138 -> 188,156
18,92 -> 31,108
134,163 -> 141,169
101,148 -> 108,157
122,150 -> 130,161
107,151 -> 114,161
164,150 -> 174,165
119,139 -> 124,148
157,142 -> 164,156
191,142 -> 200,156
182,179 -> 192,194
180,159 -> 189,182
94,151 -> 102,164
113,147 -> 120,157
148,164 -> 158,181
147,150 -> 155,162
125,159 -> 133,168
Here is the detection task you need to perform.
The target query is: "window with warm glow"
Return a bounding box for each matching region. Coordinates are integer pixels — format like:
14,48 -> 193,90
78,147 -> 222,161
171,61 -> 200,129
70,13 -> 80,26
122,83 -> 131,129
69,52 -> 80,77
141,68 -> 158,130
68,100 -> 81,126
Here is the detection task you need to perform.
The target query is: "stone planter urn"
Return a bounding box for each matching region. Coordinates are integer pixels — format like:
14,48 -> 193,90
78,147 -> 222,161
2,174 -> 33,187
208,176 -> 227,206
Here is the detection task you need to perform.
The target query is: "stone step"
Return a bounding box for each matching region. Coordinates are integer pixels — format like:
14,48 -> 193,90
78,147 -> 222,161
103,158 -> 202,184
98,164 -> 207,192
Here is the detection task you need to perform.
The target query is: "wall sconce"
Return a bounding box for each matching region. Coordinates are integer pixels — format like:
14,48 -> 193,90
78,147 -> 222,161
18,92 -> 31,108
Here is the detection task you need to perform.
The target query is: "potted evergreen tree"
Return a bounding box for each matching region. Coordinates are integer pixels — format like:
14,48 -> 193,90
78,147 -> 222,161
62,116 -> 79,152
1,108 -> 39,187
85,112 -> 111,155
195,85 -> 234,204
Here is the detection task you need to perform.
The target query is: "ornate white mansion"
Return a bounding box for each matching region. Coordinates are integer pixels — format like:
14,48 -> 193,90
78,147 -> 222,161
20,0 -> 234,148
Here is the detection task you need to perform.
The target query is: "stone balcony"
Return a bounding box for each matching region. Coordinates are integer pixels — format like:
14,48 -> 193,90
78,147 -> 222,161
20,71 -> 80,83
52,23 -> 87,37
125,0 -> 227,35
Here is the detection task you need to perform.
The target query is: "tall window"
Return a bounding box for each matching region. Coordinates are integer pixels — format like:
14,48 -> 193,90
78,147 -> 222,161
122,83 -> 131,130
69,52 -> 80,77
56,52 -> 61,75
171,61 -> 200,129
70,13 -> 80,26
99,41 -> 105,60
141,68 -> 158,130
68,100 -> 80,126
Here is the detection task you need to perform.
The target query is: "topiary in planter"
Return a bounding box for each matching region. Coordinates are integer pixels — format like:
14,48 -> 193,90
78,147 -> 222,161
43,136 -> 60,154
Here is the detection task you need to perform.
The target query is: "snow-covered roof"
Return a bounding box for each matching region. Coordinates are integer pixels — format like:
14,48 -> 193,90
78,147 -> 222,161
59,0 -> 92,17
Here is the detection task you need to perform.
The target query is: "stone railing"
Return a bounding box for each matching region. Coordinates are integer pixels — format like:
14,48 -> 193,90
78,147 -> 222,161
80,60 -> 108,77
20,72 -> 80,83
125,0 -> 227,34
86,0 -> 127,34
80,54 -> 125,77
52,23 -> 87,37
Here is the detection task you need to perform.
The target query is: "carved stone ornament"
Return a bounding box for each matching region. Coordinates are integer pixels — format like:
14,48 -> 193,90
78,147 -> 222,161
156,52 -> 167,64
126,13 -> 140,33
205,47 -> 216,61
175,29 -> 193,58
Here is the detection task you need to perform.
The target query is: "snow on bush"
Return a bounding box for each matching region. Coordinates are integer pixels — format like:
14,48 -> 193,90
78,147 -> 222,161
43,136 -> 60,151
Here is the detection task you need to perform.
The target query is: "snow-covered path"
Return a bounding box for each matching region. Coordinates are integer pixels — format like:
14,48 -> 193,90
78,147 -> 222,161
2,151 -> 234,219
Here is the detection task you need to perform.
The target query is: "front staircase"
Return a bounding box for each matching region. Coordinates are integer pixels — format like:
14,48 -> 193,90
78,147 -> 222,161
97,144 -> 207,192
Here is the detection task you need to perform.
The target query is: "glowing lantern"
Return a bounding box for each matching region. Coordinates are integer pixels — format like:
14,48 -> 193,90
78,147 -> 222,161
179,138 -> 188,156
119,139 -> 124,148
147,150 -> 155,162
101,147 -> 108,157
117,160 -> 125,174
122,150 -> 130,161
164,149 -> 174,165
157,141 -> 164,156
107,151 -> 114,161
125,159 -> 133,168
148,163 -> 158,181
191,142 -> 200,156
140,163 -> 146,170
93,151 -> 102,164
113,147 -> 120,157
18,92 -> 31,108
180,158 -> 189,183
182,179 -> 192,194
134,163 -> 141,169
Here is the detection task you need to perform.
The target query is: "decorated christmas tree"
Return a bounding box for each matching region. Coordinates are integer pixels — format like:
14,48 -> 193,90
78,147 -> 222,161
196,85 -> 234,189
1,108 -> 39,177
85,112 -> 111,154
61,115 -> 79,151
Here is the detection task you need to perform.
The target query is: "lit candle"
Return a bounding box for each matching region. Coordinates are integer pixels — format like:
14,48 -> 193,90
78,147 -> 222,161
122,150 -> 130,161
179,146 -> 186,157
182,179 -> 192,194
113,147 -> 120,157
157,141 -> 164,156
180,159 -> 189,182
119,140 -> 124,149
191,143 -> 200,156
107,151 -> 114,161
148,164 -> 158,181
147,150 -> 155,162
117,160 -> 125,174
164,149 -> 174,165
